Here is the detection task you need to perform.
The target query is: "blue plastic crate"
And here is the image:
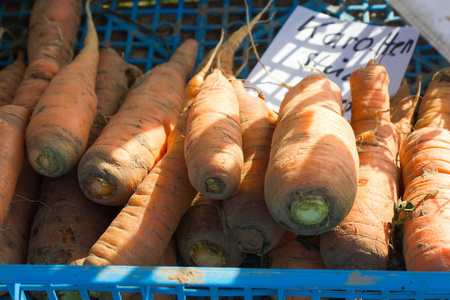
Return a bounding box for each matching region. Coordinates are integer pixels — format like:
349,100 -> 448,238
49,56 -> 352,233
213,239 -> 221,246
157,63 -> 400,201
1,1 -> 450,299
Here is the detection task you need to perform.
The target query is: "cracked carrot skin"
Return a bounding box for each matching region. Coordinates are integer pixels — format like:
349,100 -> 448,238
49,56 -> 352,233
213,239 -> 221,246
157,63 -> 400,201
320,59 -> 403,270
184,68 -> 243,200
264,74 -> 359,236
77,39 -> 198,206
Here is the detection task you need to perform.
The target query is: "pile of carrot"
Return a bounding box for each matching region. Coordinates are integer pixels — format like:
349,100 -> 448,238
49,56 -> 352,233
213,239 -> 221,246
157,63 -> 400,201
2,4 -> 450,298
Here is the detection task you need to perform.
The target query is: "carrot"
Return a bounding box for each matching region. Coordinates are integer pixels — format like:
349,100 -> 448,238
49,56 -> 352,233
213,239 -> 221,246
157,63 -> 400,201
0,49 -> 26,106
398,68 -> 450,271
220,78 -> 284,256
184,67 -> 243,199
414,68 -> 450,129
318,60 -> 403,270
390,78 -> 414,124
25,0 -> 98,178
12,0 -> 83,111
83,39 -> 233,267
77,39 -> 198,206
175,193 -> 245,267
0,155 -> 41,267
264,73 -> 359,236
0,104 -> 30,226
265,231 -> 326,300
87,45 -> 143,148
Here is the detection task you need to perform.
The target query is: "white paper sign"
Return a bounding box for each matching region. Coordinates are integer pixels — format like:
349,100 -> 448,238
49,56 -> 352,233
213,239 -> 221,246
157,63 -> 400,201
247,5 -> 420,119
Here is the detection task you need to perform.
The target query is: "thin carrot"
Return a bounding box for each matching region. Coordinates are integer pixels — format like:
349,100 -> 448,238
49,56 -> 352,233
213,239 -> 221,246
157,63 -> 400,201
0,104 -> 30,226
87,45 -> 143,148
398,67 -> 450,271
175,193 -> 246,267
221,78 -> 284,256
264,73 -> 359,236
319,59 -> 405,270
77,39 -> 198,206
0,155 -> 42,267
0,49 -> 26,107
25,0 -> 98,177
12,0 -> 83,111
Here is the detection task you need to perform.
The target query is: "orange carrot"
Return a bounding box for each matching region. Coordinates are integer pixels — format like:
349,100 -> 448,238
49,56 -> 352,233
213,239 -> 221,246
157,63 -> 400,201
390,78 -> 414,124
319,60 -> 402,270
83,40 -> 231,267
184,68 -> 243,199
398,68 -> 450,271
266,231 -> 326,300
0,49 -> 26,106
25,0 -> 98,177
0,104 -> 30,226
264,74 -> 359,236
77,39 -> 198,206
414,68 -> 450,129
175,193 -> 246,267
27,170 -> 118,267
12,0 -> 83,111
221,78 -> 284,256
0,155 -> 42,267
87,45 -> 143,148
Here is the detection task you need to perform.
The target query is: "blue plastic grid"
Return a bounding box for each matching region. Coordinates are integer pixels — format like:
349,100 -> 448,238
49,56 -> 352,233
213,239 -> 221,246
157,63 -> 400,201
0,0 -> 449,90
1,1 -> 450,299
1,265 -> 450,300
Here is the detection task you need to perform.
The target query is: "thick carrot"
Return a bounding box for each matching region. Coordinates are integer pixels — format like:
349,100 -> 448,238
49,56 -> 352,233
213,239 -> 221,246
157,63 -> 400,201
175,193 -> 245,267
0,104 -> 30,226
398,68 -> 450,272
184,68 -> 243,199
319,60 -> 403,270
264,74 -> 359,236
87,45 -> 143,148
220,78 -> 284,256
12,0 -> 83,111
0,49 -> 26,106
414,68 -> 450,129
77,39 -> 198,206
25,0 -> 98,178
27,170 -> 118,300
0,155 -> 41,267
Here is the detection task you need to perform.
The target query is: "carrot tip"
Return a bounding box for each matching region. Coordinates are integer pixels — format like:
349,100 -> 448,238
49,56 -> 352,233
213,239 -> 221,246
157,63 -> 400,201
205,177 -> 225,194
233,227 -> 265,255
190,242 -> 227,267
86,177 -> 116,198
288,195 -> 329,226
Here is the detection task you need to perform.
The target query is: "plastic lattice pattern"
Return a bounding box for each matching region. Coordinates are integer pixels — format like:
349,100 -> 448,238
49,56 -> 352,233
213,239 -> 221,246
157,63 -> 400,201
1,265 -> 450,300
0,0 -> 449,91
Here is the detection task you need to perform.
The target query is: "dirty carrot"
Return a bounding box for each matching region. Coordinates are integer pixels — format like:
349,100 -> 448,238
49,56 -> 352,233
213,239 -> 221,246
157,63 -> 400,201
0,49 -> 26,106
264,73 -> 359,236
320,59 -> 405,270
77,39 -> 198,206
184,67 -> 243,199
221,78 -> 284,256
414,67 -> 450,130
87,45 -> 143,148
398,68 -> 450,272
0,155 -> 42,268
175,193 -> 245,267
25,0 -> 98,178
12,0 -> 82,111
0,104 -> 30,226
